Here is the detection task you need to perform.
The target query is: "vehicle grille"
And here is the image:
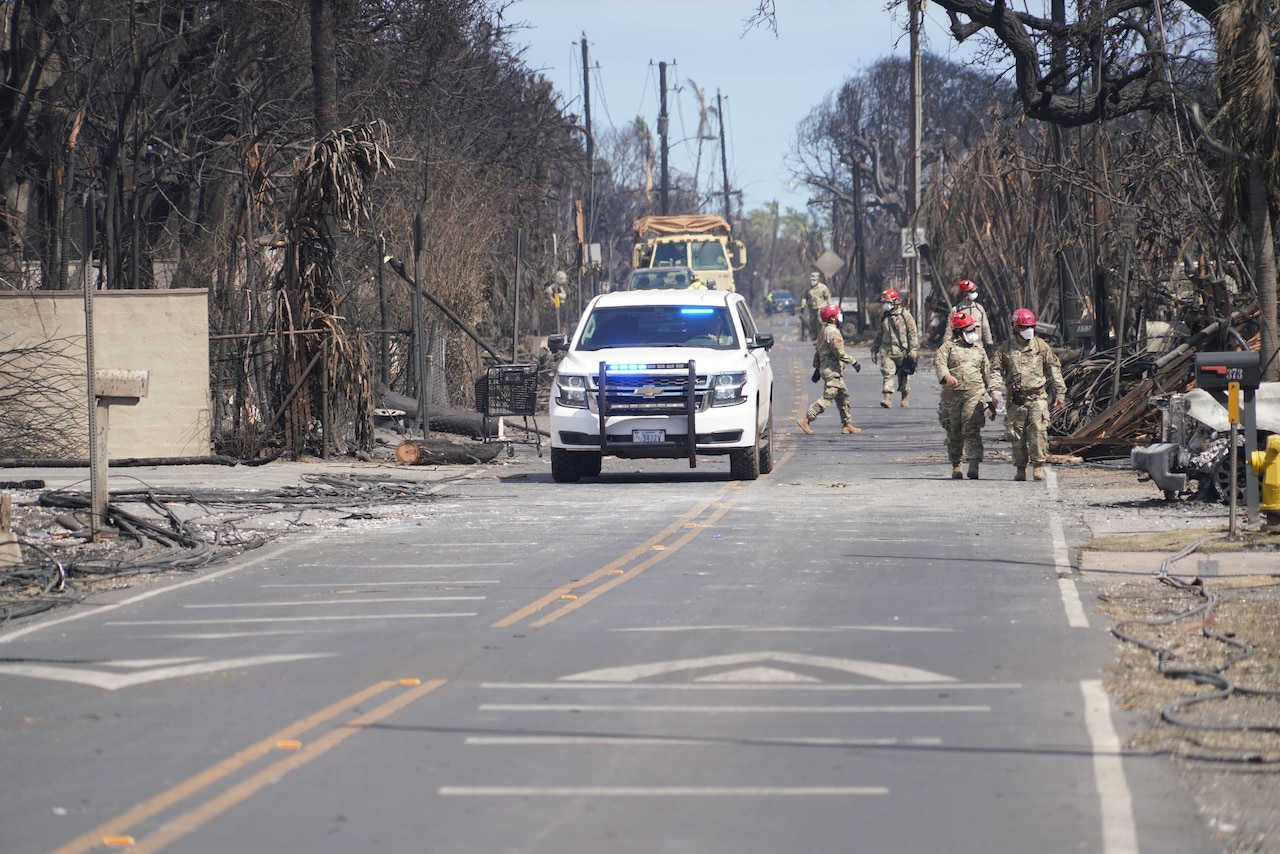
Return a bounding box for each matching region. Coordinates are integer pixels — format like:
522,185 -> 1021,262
587,373 -> 711,415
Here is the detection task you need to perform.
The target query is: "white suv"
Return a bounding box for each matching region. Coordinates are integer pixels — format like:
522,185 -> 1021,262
547,289 -> 775,482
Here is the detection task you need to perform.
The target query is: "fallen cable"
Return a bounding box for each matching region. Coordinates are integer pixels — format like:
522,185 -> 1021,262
1110,534 -> 1280,734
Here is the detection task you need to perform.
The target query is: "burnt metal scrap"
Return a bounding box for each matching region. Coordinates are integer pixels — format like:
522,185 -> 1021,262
1049,304 -> 1262,461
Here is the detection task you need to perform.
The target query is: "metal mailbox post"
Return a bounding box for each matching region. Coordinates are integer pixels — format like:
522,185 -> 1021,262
1194,352 -> 1261,521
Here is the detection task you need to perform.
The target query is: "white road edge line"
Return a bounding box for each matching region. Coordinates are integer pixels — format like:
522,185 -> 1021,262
1081,679 -> 1140,854
1051,514 -> 1089,628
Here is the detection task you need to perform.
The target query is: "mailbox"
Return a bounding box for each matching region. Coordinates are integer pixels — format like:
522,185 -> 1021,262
1194,351 -> 1261,390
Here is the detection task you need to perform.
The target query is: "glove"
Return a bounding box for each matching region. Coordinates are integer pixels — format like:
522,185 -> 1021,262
852,361 -> 861,373
811,368 -> 821,383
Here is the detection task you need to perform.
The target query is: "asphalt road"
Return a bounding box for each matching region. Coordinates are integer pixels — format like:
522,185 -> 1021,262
0,314 -> 1217,853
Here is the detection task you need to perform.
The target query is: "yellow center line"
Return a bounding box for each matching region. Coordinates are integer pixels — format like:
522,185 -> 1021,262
491,481 -> 740,628
529,495 -> 743,627
123,680 -> 445,854
45,679 -> 441,854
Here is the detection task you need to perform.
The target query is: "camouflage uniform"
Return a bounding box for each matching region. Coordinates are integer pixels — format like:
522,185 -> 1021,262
805,321 -> 857,427
804,280 -> 832,341
996,335 -> 1065,472
934,334 -> 998,469
871,308 -> 919,398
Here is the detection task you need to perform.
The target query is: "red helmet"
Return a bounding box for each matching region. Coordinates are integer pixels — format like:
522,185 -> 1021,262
881,289 -> 899,302
957,279 -> 977,293
1013,308 -> 1036,327
819,304 -> 842,323
950,312 -> 976,331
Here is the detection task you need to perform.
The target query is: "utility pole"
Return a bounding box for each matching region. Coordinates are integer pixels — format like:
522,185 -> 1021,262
908,0 -> 923,334
581,35 -> 595,299
659,61 -> 670,215
717,90 -> 732,225
852,160 -> 868,333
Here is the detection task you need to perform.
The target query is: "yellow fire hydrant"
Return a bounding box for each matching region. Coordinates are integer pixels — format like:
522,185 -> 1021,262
1250,433 -> 1280,528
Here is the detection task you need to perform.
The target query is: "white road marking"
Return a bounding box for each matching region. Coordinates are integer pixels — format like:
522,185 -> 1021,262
1080,679 -> 1140,854
465,736 -> 942,746
0,542 -> 308,643
105,613 -> 477,625
262,580 -> 498,587
480,703 -> 990,714
562,651 -> 956,684
614,624 -> 953,633
1051,515 -> 1090,628
0,653 -> 334,690
481,682 -> 1021,692
286,564 -> 512,570
184,596 -> 484,608
439,786 -> 888,797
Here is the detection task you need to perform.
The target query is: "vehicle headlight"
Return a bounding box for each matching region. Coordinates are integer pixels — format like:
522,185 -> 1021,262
555,374 -> 588,408
710,371 -> 748,406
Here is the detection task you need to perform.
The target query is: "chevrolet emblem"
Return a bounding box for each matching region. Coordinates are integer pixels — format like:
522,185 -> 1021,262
636,385 -> 660,398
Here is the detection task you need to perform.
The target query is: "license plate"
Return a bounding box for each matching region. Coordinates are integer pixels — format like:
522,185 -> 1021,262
633,429 -> 665,443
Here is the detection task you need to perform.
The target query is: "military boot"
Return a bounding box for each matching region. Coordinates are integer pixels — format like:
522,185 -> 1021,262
796,416 -> 814,435
966,461 -> 980,480
900,394 -> 909,408
951,463 -> 963,480
1014,467 -> 1027,482
880,393 -> 892,409
1033,465 -> 1046,481
841,423 -> 861,434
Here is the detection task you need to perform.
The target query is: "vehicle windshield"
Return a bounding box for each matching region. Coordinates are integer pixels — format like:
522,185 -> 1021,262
773,290 -> 793,300
577,305 -> 739,351
690,240 -> 729,271
628,268 -> 693,290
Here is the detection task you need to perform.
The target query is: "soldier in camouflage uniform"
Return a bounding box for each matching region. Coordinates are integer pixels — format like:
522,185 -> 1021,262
996,308 -> 1065,481
797,304 -> 862,435
802,272 -> 831,342
935,312 -> 1000,479
870,288 -> 918,408
952,279 -> 993,355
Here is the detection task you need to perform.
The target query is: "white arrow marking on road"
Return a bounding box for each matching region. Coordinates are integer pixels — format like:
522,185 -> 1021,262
561,651 -> 956,684
0,653 -> 334,690
694,667 -> 820,683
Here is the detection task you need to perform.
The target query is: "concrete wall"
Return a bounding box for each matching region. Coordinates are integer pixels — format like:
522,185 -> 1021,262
0,290 -> 210,459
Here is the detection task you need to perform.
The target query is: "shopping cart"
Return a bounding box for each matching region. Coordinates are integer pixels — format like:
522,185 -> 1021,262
474,363 -> 542,456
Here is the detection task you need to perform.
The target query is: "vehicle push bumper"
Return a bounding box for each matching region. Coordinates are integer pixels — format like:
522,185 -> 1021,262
550,360 -> 752,468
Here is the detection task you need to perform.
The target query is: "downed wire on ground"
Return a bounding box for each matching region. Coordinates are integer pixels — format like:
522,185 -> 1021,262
1107,536 -> 1280,754
1,473 -> 450,625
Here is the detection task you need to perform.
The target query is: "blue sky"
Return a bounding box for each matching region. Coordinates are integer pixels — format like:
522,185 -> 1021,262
503,0 -> 975,214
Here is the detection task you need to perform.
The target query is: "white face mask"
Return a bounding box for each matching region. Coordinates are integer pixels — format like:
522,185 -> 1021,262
1019,327 -> 1035,340
966,291 -> 977,302
963,330 -> 981,344
882,302 -> 895,311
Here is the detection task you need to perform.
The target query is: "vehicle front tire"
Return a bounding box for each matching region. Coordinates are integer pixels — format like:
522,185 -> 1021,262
758,407 -> 775,475
729,436 -> 761,481
550,447 -> 582,483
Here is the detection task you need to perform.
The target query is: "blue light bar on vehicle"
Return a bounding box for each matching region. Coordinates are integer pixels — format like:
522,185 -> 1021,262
679,308 -> 714,315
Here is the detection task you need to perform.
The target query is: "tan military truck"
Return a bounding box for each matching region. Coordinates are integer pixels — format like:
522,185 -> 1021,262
631,214 -> 746,292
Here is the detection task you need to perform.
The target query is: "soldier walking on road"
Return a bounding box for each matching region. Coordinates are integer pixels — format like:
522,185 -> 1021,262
935,312 -> 1000,479
996,308 -> 1065,481
870,288 -> 919,409
802,272 -> 831,342
797,304 -> 862,435
952,279 -> 993,355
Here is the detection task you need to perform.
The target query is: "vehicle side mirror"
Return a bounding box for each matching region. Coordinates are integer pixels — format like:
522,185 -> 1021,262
548,333 -> 569,353
749,333 -> 774,350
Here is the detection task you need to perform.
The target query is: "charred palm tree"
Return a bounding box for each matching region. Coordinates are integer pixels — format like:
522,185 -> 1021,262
277,121 -> 393,458
1205,0 -> 1280,381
